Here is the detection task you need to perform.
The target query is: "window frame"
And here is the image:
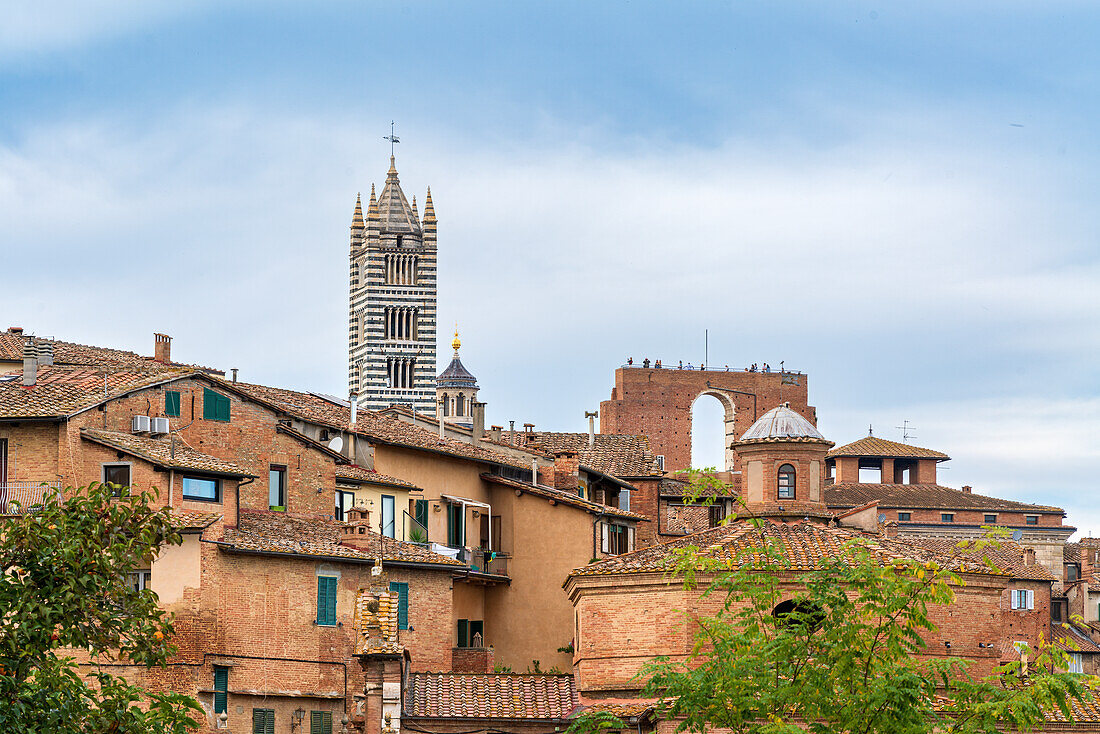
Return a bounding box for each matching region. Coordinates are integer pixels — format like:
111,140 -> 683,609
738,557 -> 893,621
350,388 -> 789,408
127,569 -> 151,592
316,576 -> 338,626
335,490 -> 355,521
213,666 -> 229,715
310,711 -> 333,734
181,475 -> 221,503
940,512 -> 954,523
165,390 -> 181,417
102,462 -> 132,491
202,387 -> 231,422
1010,588 -> 1035,610
381,494 -> 396,538
897,511 -> 911,521
777,463 -> 796,500
1025,515 -> 1039,525
252,708 -> 275,734
269,465 -> 287,511
1069,653 -> 1084,674
984,513 -> 998,524
389,581 -> 409,630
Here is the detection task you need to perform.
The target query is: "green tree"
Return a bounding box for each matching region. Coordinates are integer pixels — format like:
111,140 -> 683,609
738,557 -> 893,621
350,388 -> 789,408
571,472 -> 1097,734
0,482 -> 203,733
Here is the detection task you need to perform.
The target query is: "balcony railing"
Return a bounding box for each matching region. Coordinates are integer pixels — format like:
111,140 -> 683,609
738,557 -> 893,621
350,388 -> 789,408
461,547 -> 509,577
0,481 -> 61,515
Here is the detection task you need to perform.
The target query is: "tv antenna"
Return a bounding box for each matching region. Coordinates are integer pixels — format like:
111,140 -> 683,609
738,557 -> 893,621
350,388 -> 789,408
895,420 -> 917,443
383,121 -> 400,156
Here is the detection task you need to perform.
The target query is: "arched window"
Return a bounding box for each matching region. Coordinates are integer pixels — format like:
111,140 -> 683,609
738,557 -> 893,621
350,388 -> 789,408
442,394 -> 450,417
777,464 -> 796,499
456,393 -> 465,416
772,599 -> 824,632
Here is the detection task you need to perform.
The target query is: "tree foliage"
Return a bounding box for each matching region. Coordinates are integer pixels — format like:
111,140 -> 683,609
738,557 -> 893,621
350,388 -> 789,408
571,471 -> 1097,734
0,482 -> 203,733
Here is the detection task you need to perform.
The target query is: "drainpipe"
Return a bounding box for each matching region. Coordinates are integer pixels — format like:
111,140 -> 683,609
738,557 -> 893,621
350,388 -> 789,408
531,459 -> 539,487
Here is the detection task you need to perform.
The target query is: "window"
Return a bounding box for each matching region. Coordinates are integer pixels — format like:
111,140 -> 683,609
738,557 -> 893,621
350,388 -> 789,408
213,666 -> 228,715
447,503 -> 465,547
441,393 -> 450,417
127,570 -> 151,592
389,581 -> 409,629
709,504 -> 725,528
1026,515 -> 1039,525
181,476 -> 220,502
897,512 -> 911,521
941,513 -> 954,523
457,619 -> 485,648
203,388 -> 230,422
1069,653 -> 1084,674
310,711 -> 333,734
600,523 -> 635,555
1068,564 -> 1080,583
102,463 -> 131,490
316,576 -> 337,626
1010,589 -> 1035,610
456,393 -> 465,416
252,708 -> 275,734
269,466 -> 286,511
165,390 -> 181,417
413,499 -> 429,535
655,455 -> 665,471
381,495 -> 395,538
984,514 -> 998,524
335,490 -> 355,521
777,464 -> 796,499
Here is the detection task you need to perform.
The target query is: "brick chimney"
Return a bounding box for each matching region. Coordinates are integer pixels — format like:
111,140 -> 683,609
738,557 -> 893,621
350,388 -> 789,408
1024,548 -> 1036,567
470,401 -> 486,446
489,425 -> 503,443
553,450 -> 580,491
7,326 -> 23,335
341,506 -> 376,552
154,333 -> 172,363
22,340 -> 37,387
962,485 -> 972,494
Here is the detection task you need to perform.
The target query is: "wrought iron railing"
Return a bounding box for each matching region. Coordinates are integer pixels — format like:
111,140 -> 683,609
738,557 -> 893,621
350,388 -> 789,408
461,547 -> 509,577
0,481 -> 61,514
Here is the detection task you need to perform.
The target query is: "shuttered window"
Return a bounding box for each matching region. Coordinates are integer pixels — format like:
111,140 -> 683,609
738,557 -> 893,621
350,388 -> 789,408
165,390 -> 181,417
213,666 -> 228,714
457,618 -> 468,648
389,582 -> 409,629
317,576 -> 337,625
252,708 -> 275,734
1010,589 -> 1035,610
310,711 -> 333,734
203,388 -> 231,422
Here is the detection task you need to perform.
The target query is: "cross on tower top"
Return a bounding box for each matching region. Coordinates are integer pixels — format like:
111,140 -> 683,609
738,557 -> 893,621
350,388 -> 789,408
383,120 -> 400,157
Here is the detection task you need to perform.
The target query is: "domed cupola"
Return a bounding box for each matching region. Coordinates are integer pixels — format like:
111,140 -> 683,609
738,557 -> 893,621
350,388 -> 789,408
732,403 -> 834,518
436,327 -> 479,427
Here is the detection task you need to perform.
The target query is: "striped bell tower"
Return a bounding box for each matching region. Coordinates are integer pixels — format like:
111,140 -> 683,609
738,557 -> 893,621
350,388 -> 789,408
348,156 -> 438,414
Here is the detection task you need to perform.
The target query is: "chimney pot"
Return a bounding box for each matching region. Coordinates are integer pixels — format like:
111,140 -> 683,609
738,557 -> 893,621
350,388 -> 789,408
22,340 -> 38,387
8,326 -> 23,335
470,401 -> 486,446
36,341 -> 54,366
1024,548 -> 1036,566
962,485 -> 972,494
154,333 -> 172,363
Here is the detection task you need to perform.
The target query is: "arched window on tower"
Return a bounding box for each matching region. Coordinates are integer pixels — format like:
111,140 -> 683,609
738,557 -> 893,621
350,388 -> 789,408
442,394 -> 450,417
777,464 -> 796,500
456,393 -> 465,416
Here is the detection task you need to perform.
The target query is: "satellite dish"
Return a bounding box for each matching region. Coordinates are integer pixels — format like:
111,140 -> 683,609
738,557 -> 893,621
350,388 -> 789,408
328,436 -> 344,452
1012,530 -> 1023,541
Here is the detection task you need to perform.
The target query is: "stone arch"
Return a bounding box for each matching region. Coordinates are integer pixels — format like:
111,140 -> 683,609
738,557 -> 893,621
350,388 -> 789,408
690,390 -> 736,472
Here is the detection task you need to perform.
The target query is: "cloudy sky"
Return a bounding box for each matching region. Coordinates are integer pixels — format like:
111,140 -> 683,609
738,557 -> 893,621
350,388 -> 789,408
3,1 -> 1098,535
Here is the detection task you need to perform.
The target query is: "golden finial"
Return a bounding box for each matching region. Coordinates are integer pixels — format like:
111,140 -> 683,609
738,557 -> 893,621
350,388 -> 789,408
451,325 -> 461,353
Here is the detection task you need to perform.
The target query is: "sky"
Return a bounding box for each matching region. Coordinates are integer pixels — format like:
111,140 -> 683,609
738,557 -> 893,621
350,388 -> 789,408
2,1 -> 1098,536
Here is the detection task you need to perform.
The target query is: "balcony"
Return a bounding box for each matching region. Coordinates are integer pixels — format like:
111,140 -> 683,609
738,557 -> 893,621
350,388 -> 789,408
0,481 -> 61,515
461,547 -> 509,577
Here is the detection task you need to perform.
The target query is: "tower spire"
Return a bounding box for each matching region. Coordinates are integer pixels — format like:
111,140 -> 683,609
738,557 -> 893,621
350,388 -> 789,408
411,195 -> 418,219
422,186 -> 436,224
351,192 -> 364,230
367,184 -> 378,218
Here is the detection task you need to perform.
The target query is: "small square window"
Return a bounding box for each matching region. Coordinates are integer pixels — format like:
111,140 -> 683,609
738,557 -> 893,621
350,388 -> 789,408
941,513 -> 954,523
103,464 -> 130,491
1025,515 -> 1039,525
182,476 -> 220,502
984,514 -> 997,524
127,570 -> 151,591
897,512 -> 911,521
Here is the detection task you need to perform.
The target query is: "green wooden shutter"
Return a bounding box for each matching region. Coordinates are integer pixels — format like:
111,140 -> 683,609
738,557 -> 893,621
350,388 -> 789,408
253,709 -> 274,734
317,576 -> 336,625
390,582 -> 409,629
165,390 -> 181,417
457,618 -> 468,648
213,666 -> 228,713
311,711 -> 333,734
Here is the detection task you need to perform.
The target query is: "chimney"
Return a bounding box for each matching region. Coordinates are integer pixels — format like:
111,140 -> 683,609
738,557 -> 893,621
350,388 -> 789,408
509,420 -> 516,444
962,485 -> 972,494
470,401 -> 486,446
154,333 -> 172,363
585,410 -> 598,448
531,458 -> 539,487
22,340 -> 37,387
1024,548 -> 1036,567
36,341 -> 54,366
340,506 -> 376,551
231,368 -> 238,383
8,326 -> 23,335
439,398 -> 446,438
349,391 -> 358,425
489,425 -> 503,443
553,451 -> 580,491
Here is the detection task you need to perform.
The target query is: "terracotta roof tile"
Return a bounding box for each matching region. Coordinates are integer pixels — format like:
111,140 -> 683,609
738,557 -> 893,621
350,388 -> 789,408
218,510 -> 461,567
481,473 -> 647,521
404,673 -> 578,720
169,507 -> 223,531
335,465 -> 421,490
826,483 -> 1063,514
827,436 -> 949,461
0,366 -> 191,419
579,699 -> 659,718
499,431 -> 660,477
902,537 -> 1057,581
1055,624 -> 1100,654
0,330 -> 219,373
81,429 -> 254,477
570,518 -> 1012,579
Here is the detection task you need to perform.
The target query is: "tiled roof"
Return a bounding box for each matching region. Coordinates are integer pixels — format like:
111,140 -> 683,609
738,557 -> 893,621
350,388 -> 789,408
217,380 -> 530,470
0,330 -> 219,373
481,473 -> 648,521
902,537 -> 1057,581
169,508 -> 223,531
570,519 -> 1011,578
738,404 -> 826,442
826,483 -> 1063,514
1055,624 -> 1100,654
0,366 -> 191,419
218,510 -> 462,567
579,699 -> 658,719
335,465 -> 421,490
498,431 -> 660,477
1066,543 -> 1082,564
81,429 -> 253,477
353,586 -> 401,655
404,673 -> 578,720
827,436 -> 949,461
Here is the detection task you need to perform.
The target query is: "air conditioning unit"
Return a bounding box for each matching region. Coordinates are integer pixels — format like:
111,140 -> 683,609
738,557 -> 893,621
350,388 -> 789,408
132,415 -> 151,433
150,417 -> 170,435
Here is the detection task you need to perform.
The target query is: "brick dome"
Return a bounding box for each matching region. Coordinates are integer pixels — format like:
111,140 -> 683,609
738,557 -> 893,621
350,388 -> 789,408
739,402 -> 825,442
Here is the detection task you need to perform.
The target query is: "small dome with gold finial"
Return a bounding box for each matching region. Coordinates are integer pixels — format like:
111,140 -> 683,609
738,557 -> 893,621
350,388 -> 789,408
437,326 -> 477,388
451,326 -> 461,353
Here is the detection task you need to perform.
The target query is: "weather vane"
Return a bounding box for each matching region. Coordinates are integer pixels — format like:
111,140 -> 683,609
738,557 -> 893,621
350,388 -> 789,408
383,121 -> 400,156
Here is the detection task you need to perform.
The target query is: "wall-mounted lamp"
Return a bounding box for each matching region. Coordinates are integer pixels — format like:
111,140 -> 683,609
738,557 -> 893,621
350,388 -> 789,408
292,708 -> 305,729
